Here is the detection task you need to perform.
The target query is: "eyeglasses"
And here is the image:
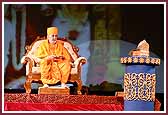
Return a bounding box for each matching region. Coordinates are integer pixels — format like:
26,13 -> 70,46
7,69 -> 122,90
48,34 -> 58,38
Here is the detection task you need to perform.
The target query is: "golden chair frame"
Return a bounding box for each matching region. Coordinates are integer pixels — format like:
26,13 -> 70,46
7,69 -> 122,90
21,36 -> 86,94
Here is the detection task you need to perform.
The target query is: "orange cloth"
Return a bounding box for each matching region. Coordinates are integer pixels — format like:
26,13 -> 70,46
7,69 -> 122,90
34,40 -> 71,84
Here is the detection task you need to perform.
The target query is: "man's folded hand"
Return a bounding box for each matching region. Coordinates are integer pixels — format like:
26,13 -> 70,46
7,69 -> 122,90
47,55 -> 65,62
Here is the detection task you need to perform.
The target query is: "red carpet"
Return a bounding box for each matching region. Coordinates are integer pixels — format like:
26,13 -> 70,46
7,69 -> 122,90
4,93 -> 160,111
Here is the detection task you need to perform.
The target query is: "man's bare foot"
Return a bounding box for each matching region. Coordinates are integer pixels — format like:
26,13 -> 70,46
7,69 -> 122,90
61,83 -> 69,88
43,84 -> 49,88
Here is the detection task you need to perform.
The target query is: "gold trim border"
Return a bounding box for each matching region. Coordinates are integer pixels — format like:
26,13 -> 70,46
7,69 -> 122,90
120,57 -> 160,65
124,73 -> 156,101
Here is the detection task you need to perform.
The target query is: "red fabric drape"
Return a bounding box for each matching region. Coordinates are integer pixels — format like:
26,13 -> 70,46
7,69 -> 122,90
5,102 -> 123,111
4,93 -> 160,111
4,93 -> 123,111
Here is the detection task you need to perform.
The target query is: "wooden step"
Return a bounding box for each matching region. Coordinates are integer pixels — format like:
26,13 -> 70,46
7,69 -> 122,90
38,86 -> 70,95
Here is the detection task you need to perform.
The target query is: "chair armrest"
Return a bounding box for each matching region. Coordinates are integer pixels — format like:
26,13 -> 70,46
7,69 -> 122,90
70,57 -> 86,75
21,55 -> 34,64
21,55 -> 41,65
21,55 -> 42,76
73,57 -> 87,68
21,55 -> 34,76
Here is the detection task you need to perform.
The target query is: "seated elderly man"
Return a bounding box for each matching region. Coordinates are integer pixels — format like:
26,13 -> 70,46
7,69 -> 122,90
34,27 -> 71,88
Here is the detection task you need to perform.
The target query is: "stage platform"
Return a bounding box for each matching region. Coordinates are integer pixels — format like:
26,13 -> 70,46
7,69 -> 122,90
4,93 -> 161,111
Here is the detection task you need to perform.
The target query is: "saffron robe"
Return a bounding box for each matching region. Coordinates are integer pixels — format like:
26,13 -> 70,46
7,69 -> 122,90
34,40 -> 71,84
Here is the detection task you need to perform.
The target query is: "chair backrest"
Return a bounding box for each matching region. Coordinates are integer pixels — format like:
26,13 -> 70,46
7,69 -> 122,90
61,40 -> 79,61
28,40 -> 46,56
26,37 -> 79,62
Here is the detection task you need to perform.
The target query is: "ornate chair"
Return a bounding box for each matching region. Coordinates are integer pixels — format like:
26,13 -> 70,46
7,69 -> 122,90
21,36 -> 86,94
